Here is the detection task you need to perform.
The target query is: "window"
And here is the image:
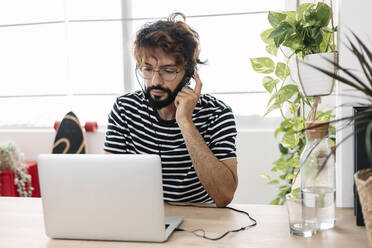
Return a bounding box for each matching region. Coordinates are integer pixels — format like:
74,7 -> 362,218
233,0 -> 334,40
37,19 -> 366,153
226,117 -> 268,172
0,0 -> 284,128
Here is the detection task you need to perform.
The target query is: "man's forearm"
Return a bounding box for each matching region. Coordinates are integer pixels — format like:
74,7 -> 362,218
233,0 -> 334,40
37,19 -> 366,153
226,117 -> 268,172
178,121 -> 238,207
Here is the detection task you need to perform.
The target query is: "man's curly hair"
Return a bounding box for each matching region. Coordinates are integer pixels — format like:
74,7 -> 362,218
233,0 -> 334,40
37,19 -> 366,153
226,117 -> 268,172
133,12 -> 205,71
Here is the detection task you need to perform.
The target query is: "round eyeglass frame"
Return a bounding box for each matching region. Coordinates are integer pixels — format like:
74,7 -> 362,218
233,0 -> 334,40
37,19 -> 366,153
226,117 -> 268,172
136,67 -> 181,82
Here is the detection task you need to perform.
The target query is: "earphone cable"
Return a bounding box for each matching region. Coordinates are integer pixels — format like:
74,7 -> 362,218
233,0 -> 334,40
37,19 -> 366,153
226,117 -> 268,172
166,202 -> 257,241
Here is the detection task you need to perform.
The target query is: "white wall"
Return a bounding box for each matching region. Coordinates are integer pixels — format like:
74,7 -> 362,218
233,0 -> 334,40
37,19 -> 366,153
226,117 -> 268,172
0,127 -> 279,204
0,130 -> 105,158
234,129 -> 279,204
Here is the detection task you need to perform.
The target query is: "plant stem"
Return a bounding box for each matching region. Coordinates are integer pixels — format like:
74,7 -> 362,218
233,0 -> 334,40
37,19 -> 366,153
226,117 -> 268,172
302,99 -> 306,120
280,107 -> 286,119
290,166 -> 301,190
330,0 -> 335,49
320,29 -> 335,52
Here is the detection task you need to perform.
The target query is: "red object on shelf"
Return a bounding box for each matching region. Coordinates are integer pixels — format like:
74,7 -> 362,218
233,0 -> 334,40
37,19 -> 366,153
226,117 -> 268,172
55,120 -> 98,132
84,122 -> 98,132
0,170 -> 17,196
54,121 -> 61,131
0,162 -> 40,197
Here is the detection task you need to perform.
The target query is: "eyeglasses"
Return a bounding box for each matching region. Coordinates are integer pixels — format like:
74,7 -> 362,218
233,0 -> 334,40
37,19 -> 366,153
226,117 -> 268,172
137,67 -> 181,82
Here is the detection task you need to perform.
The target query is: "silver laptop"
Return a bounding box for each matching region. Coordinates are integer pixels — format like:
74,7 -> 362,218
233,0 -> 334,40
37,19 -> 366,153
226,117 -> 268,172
37,154 -> 183,242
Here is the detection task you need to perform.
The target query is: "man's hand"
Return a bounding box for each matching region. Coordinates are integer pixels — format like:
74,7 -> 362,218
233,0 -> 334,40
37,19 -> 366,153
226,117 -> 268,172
174,71 -> 237,207
174,71 -> 202,124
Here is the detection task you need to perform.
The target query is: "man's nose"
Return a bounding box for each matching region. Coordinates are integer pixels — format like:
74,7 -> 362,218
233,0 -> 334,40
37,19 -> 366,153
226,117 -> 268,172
151,70 -> 163,86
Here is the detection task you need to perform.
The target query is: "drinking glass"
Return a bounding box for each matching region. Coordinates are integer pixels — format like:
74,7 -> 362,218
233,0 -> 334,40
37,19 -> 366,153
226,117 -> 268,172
285,192 -> 317,237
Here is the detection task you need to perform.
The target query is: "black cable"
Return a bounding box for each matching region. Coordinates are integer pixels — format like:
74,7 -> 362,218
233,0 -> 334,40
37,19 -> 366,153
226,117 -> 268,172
166,202 -> 257,241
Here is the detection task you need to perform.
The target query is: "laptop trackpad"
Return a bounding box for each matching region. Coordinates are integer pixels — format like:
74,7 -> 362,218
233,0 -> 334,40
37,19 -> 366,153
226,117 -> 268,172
165,215 -> 184,240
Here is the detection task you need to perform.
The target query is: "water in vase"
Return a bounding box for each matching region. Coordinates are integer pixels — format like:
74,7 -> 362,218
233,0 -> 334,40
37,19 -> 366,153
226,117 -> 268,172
302,186 -> 335,230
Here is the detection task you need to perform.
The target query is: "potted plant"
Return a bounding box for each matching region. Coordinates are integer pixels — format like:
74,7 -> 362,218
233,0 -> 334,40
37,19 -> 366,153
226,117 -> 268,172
303,32 -> 372,245
250,1 -> 337,205
0,141 -> 33,197
266,2 -> 337,98
250,54 -> 335,205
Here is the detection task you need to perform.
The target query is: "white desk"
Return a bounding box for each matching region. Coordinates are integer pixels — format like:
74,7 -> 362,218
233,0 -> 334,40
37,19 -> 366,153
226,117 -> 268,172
0,197 -> 368,247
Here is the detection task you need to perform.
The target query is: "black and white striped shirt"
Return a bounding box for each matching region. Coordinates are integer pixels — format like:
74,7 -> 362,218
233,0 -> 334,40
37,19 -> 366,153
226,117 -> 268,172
104,90 -> 237,203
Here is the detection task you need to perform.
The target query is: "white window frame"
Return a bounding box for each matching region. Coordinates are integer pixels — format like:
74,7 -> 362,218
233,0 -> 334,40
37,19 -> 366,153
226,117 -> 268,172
0,1 -> 286,130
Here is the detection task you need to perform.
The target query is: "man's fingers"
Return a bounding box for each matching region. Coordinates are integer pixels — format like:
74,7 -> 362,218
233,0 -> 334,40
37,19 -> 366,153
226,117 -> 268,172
180,87 -> 193,93
177,91 -> 188,97
174,96 -> 180,108
193,71 -> 202,95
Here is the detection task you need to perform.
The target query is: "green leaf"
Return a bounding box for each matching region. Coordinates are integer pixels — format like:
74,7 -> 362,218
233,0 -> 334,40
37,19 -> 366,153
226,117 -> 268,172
274,35 -> 285,48
250,57 -> 275,74
328,138 -> 335,147
264,103 -> 280,116
285,174 -> 296,180
283,11 -> 297,24
268,179 -> 279,185
288,155 -> 300,168
273,84 -> 299,105
260,173 -> 271,180
263,76 -> 279,93
329,125 -> 336,135
272,158 -> 290,172
314,2 -> 332,27
267,22 -> 293,40
282,132 -> 299,149
274,127 -> 282,137
291,187 -> 301,194
302,3 -> 331,27
275,62 -> 290,80
280,118 -> 294,129
267,90 -> 277,107
284,153 -> 294,161
289,102 -> 299,115
268,11 -> 287,28
265,44 -> 278,56
279,185 -> 291,191
260,28 -> 275,44
295,117 -> 305,131
268,84 -> 297,107
296,3 -> 315,21
282,35 -> 303,51
279,189 -> 290,197
270,198 -> 280,205
317,110 -> 333,121
278,143 -> 289,154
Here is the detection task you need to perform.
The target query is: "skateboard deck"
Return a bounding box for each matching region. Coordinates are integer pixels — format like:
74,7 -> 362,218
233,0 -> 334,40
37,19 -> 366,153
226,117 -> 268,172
52,111 -> 87,154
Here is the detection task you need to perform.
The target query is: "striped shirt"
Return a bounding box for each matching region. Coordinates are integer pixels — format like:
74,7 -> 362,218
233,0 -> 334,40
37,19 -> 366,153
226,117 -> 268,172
104,90 -> 237,203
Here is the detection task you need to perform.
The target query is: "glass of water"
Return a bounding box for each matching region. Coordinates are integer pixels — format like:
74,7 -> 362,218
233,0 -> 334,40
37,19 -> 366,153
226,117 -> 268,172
285,192 -> 317,237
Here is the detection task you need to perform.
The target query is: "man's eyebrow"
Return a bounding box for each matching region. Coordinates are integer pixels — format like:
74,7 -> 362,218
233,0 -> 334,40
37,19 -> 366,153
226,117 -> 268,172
143,62 -> 178,68
161,64 -> 178,68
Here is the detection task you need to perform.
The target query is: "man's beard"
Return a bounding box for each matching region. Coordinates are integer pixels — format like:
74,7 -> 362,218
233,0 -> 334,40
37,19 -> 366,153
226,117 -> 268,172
144,81 -> 186,110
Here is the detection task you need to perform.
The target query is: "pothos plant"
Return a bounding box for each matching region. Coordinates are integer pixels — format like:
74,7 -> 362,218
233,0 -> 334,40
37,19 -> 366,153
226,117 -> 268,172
249,1 -> 337,205
266,2 -> 336,59
250,29 -> 335,206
